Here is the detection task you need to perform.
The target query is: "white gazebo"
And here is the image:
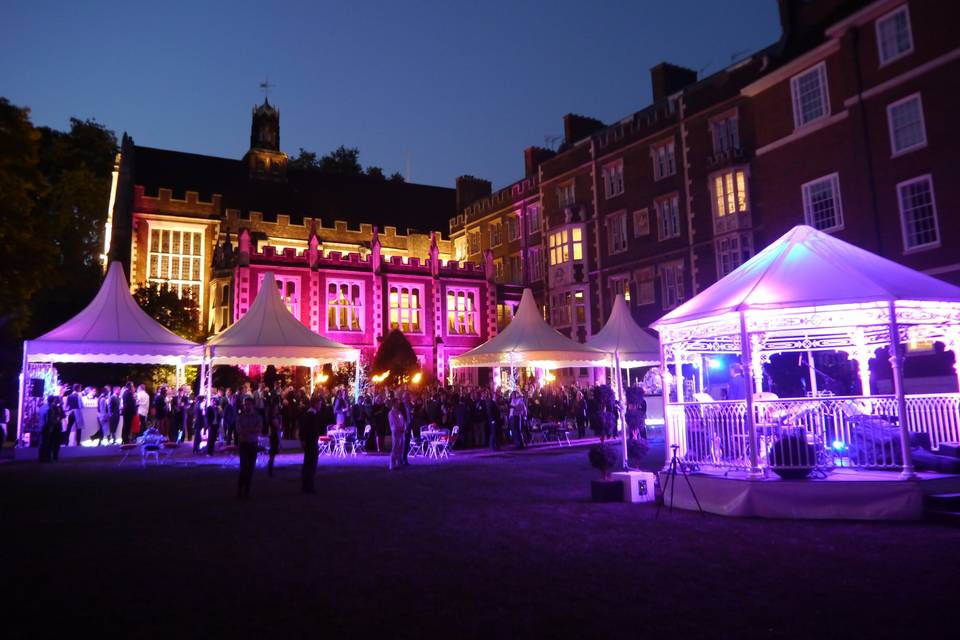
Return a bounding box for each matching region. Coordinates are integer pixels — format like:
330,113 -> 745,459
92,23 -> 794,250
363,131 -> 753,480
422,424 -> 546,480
203,271 -> 360,396
17,261 -> 203,440
652,225 -> 960,481
587,293 -> 661,466
449,288 -> 607,384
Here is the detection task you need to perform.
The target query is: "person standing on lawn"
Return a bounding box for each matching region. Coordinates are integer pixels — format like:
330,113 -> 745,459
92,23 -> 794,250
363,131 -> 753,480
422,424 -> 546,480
388,399 -> 407,470
236,397 -> 263,499
299,397 -> 321,493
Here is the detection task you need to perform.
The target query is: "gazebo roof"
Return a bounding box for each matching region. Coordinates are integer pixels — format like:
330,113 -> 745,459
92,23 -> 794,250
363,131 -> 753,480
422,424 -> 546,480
206,271 -> 358,366
449,288 -> 607,368
25,261 -> 201,364
587,294 -> 660,366
654,225 -> 960,329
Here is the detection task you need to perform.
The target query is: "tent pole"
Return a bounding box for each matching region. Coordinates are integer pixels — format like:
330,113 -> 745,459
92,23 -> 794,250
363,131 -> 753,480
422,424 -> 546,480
16,344 -> 28,445
740,311 -> 760,477
806,349 -> 818,396
615,351 -> 629,470
887,302 -> 915,479
659,341 -> 671,471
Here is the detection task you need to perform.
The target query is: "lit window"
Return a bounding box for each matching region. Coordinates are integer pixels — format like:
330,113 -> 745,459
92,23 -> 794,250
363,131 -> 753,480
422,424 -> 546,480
549,230 -> 568,266
715,234 -> 753,278
887,93 -> 926,156
876,5 -> 913,66
557,182 -> 576,208
147,226 -> 203,306
712,169 -> 749,220
506,214 -> 521,242
655,195 -> 681,241
389,284 -> 423,333
572,227 -> 583,261
453,236 -> 467,262
602,161 -> 625,198
327,280 -> 362,331
494,258 -> 505,282
528,247 -> 543,282
508,254 -> 522,284
897,175 -> 939,251
660,261 -> 685,310
711,113 -> 740,155
607,211 -> 628,254
496,303 -> 514,330
790,62 -> 829,129
526,205 -> 541,235
447,288 -> 479,335
652,140 -> 676,180
574,290 -> 586,325
802,173 -> 843,232
610,275 -> 631,302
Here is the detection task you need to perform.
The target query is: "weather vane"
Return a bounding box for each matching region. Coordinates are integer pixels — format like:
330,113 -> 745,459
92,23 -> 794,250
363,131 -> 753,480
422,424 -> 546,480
259,76 -> 274,101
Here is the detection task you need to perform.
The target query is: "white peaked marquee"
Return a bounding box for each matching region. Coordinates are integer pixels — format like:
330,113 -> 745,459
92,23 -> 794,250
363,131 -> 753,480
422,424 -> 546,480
588,293 -> 661,467
652,225 -> 960,477
18,261 -> 203,438
449,288 -> 607,371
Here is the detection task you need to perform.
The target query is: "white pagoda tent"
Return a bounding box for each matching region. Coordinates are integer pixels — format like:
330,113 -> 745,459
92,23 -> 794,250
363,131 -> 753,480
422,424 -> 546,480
449,288 -> 607,379
587,293 -> 661,466
203,272 -> 360,394
18,261 -> 203,438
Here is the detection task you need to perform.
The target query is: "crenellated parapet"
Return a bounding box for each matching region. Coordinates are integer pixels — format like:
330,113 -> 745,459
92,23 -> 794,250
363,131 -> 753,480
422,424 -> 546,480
134,185 -> 222,218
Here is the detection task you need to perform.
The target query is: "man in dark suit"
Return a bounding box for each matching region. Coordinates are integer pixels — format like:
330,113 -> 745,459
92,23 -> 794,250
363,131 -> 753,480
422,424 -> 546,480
192,396 -> 207,453
120,382 -> 136,444
107,387 -> 121,444
299,397 -> 322,493
64,384 -> 83,446
482,390 -> 502,451
205,396 -> 221,456
400,392 -> 415,465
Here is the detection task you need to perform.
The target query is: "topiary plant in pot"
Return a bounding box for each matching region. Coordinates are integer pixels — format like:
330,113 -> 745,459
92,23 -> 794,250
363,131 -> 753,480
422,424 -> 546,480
588,444 -> 623,502
768,432 -> 816,479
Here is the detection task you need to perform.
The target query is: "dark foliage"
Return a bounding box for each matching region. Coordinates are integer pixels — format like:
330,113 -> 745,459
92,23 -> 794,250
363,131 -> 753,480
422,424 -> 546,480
588,444 -> 619,478
371,330 -> 418,385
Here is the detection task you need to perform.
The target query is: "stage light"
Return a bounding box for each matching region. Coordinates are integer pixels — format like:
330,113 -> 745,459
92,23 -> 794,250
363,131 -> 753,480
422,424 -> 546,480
707,358 -> 723,370
411,371 -> 422,384
317,372 -> 329,383
544,371 -> 556,382
831,439 -> 847,452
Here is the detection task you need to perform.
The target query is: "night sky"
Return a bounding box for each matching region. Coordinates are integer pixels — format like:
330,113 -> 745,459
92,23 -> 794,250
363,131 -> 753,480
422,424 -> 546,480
2,0 -> 780,189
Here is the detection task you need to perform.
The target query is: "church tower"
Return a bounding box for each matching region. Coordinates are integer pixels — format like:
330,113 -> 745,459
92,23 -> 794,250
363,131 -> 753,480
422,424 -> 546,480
243,98 -> 288,181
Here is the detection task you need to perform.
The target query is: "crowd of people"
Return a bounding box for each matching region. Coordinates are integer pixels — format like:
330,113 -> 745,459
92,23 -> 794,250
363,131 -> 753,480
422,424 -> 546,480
34,378 -> 649,494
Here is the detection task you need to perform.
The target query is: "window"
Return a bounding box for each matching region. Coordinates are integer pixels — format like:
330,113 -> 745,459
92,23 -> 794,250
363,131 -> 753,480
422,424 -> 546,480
489,220 -> 503,247
573,290 -> 586,326
633,209 -> 650,237
389,284 -> 424,333
652,140 -> 676,180
711,113 -> 740,155
635,267 -> 655,305
557,182 -> 576,208
655,195 -> 681,241
496,303 -> 514,330
715,234 -> 753,278
610,275 -> 631,303
528,246 -> 543,282
790,62 -> 829,129
447,288 -> 479,335
527,205 -> 541,235
467,230 -> 481,255
494,257 -> 505,282
876,5 -> 913,66
326,280 -> 362,331
897,175 -> 940,251
548,227 -> 583,265
506,214 -> 521,242
711,169 -> 749,219
802,173 -> 844,232
551,292 -> 572,326
214,282 -> 231,332
607,211 -> 628,254
603,161 -> 625,198
453,236 -> 467,262
660,261 -> 685,310
147,226 -> 203,304
508,254 -> 522,284
887,93 -> 926,156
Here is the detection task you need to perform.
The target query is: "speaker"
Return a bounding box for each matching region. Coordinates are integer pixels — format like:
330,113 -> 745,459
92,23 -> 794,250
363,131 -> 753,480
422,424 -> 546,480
29,378 -> 44,398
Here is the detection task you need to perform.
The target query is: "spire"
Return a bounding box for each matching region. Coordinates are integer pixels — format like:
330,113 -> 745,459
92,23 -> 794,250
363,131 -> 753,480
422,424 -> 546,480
429,231 -> 440,277
308,219 -> 320,269
371,226 -> 382,274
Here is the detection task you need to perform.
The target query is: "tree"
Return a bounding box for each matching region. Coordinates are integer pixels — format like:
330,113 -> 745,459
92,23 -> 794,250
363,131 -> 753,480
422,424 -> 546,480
319,145 -> 363,175
365,165 -> 385,180
371,329 -> 418,385
288,147 -> 319,170
388,171 -> 406,183
132,282 -> 204,342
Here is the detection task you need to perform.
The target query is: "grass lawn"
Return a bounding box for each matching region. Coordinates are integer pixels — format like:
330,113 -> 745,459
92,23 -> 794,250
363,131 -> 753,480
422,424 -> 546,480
1,444 -> 956,639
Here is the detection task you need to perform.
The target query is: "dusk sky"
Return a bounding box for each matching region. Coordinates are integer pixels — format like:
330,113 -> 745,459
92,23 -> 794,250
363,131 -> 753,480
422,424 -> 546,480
2,0 -> 781,189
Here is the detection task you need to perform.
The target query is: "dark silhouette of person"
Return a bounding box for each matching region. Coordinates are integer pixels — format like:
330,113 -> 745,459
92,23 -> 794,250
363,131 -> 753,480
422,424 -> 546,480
299,397 -> 322,493
120,382 -> 136,444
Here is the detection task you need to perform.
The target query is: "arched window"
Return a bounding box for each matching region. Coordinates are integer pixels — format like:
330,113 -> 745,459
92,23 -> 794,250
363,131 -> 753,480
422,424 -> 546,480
327,280 -> 363,331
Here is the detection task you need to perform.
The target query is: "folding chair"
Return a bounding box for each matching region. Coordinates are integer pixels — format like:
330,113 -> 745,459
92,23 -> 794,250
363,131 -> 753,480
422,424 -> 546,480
352,425 -> 371,455
408,432 -> 424,458
118,442 -> 139,465
318,435 -> 332,456
140,430 -> 164,466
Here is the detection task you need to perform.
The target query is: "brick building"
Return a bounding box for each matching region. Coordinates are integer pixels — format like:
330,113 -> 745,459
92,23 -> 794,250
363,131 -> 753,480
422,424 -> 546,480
105,99 -> 496,381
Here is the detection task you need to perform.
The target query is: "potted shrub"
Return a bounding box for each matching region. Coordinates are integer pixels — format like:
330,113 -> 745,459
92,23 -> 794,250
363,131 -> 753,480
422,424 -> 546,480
626,438 -> 650,469
768,432 -> 816,479
588,444 -> 623,502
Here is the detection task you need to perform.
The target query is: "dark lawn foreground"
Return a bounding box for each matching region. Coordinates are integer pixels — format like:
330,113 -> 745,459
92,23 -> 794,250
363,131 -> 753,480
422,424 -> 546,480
1,447 -> 957,640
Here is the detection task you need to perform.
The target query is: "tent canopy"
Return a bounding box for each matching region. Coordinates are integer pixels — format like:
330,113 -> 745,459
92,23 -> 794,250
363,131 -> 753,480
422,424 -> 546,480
206,271 -> 359,366
449,288 -> 606,368
24,261 -> 201,364
587,294 -> 660,366
653,225 -> 960,329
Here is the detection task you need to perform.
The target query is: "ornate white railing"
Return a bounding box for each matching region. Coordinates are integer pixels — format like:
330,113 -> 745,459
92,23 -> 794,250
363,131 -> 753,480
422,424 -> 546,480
666,393 -> 960,472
